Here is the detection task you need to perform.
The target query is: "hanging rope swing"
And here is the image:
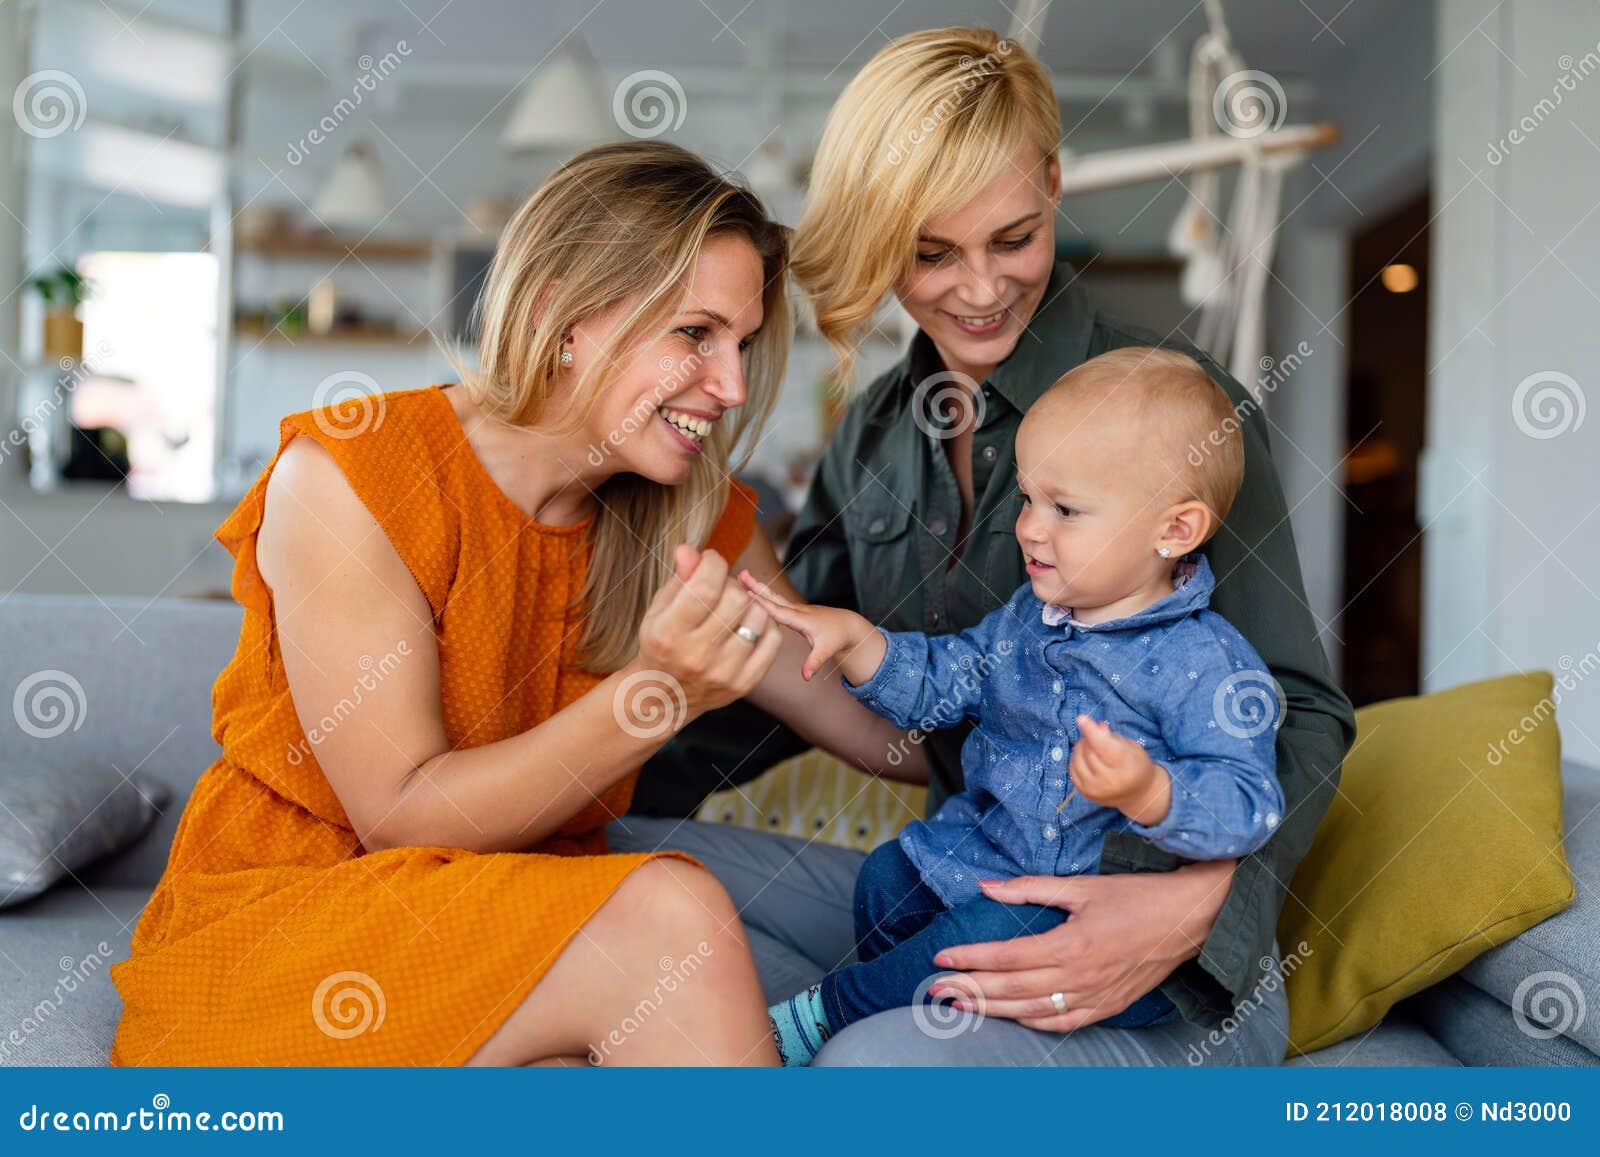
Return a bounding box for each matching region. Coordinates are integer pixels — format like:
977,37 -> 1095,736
1011,0 -> 1338,388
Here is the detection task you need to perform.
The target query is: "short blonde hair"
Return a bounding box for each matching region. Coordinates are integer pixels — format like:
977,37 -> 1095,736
460,141 -> 790,672
1044,347 -> 1245,531
792,27 -> 1060,384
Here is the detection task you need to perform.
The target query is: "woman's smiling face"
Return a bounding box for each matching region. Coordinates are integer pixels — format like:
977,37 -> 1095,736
565,232 -> 766,486
895,147 -> 1060,382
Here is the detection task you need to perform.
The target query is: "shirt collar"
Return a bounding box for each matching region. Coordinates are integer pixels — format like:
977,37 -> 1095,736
901,260 -> 1097,420
1037,554 -> 1216,632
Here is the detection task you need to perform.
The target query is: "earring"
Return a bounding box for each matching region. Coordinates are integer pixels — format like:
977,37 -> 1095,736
1157,546 -> 1172,559
560,350 -> 574,366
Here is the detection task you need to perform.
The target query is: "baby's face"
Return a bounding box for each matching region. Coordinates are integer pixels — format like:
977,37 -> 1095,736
1013,406 -> 1170,612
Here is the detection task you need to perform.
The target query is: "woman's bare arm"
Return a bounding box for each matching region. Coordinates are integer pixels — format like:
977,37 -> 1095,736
257,437 -> 779,853
730,527 -> 929,784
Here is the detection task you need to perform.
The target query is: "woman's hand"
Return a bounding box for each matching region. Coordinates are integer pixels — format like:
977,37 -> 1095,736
927,859 -> 1236,1031
633,545 -> 784,719
737,569 -> 886,684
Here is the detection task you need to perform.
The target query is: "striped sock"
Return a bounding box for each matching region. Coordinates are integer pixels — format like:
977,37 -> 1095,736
768,985 -> 833,1067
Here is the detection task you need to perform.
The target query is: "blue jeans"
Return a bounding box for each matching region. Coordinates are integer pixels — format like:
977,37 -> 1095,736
817,840 -> 1179,1031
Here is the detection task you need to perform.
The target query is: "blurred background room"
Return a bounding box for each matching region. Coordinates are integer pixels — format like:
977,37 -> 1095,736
0,0 -> 1596,769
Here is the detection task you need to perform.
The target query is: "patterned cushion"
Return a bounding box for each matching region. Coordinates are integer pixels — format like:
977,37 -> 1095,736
697,749 -> 927,851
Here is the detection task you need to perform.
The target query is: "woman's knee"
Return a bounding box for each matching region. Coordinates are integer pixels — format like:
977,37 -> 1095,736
610,857 -> 743,945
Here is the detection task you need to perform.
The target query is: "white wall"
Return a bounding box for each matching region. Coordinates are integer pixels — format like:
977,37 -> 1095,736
1265,0 -> 1435,669
1427,0 -> 1600,766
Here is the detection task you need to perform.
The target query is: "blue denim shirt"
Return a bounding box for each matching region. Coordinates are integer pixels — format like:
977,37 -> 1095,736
845,556 -> 1285,908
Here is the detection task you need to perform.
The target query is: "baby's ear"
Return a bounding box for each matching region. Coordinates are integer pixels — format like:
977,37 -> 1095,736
1161,500 -> 1214,555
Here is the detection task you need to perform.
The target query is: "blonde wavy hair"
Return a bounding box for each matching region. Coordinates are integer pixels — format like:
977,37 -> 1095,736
792,27 -> 1060,384
459,141 -> 790,673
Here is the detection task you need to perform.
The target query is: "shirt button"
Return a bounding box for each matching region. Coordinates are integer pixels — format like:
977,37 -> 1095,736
1051,679 -> 1063,694
1050,746 -> 1063,761
930,517 -> 948,536
1043,824 -> 1058,840
868,517 -> 886,534
981,445 -> 998,462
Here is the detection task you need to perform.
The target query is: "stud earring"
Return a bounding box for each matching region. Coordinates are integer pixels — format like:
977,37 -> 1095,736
1157,546 -> 1172,559
560,350 -> 574,366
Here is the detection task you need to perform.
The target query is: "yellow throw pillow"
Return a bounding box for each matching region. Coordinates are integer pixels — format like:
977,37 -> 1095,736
1279,671 -> 1575,1055
698,749 -> 928,851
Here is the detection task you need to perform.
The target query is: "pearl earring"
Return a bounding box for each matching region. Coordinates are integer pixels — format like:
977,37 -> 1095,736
1157,546 -> 1172,559
560,350 -> 574,366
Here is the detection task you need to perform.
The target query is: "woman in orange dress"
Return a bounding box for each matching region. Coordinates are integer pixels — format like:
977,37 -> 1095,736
109,142 -> 918,1067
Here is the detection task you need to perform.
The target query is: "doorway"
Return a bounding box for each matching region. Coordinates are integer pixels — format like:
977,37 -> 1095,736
1339,191 -> 1430,706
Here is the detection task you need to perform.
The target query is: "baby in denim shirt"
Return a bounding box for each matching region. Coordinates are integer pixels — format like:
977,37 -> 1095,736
744,347 -> 1285,1066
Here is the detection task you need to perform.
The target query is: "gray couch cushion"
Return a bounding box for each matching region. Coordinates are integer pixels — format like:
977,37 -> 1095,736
0,883 -> 145,1066
1401,975 -> 1599,1067
1455,759 -> 1598,1056
0,762 -> 168,907
0,595 -> 242,888
1284,1015 -> 1460,1066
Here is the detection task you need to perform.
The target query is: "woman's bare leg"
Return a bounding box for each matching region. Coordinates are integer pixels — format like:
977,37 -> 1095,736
468,858 -> 778,1066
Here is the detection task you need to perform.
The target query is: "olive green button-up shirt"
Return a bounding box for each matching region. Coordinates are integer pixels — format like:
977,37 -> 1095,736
642,262 -> 1355,1025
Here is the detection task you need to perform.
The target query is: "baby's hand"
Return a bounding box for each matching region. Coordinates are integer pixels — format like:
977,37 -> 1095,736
737,570 -> 887,685
1068,716 -> 1172,826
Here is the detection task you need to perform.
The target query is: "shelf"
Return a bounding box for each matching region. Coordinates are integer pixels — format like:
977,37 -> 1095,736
234,321 -> 430,348
236,235 -> 435,262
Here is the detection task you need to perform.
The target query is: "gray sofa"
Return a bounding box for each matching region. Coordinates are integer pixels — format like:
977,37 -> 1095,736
1,594 -> 1596,1066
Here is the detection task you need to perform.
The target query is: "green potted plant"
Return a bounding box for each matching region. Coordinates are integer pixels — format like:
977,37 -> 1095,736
27,266 -> 91,361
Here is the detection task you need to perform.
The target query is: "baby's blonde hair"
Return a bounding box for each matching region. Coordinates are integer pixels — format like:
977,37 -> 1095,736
1042,347 -> 1245,533
791,27 -> 1061,385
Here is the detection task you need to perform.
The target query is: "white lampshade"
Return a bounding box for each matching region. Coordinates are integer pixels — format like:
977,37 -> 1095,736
314,142 -> 388,230
503,46 -> 616,153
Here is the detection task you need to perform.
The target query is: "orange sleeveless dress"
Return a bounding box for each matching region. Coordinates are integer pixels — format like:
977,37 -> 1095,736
109,385 -> 757,1066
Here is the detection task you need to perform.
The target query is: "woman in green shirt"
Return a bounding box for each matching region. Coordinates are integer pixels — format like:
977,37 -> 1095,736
630,26 -> 1354,1065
